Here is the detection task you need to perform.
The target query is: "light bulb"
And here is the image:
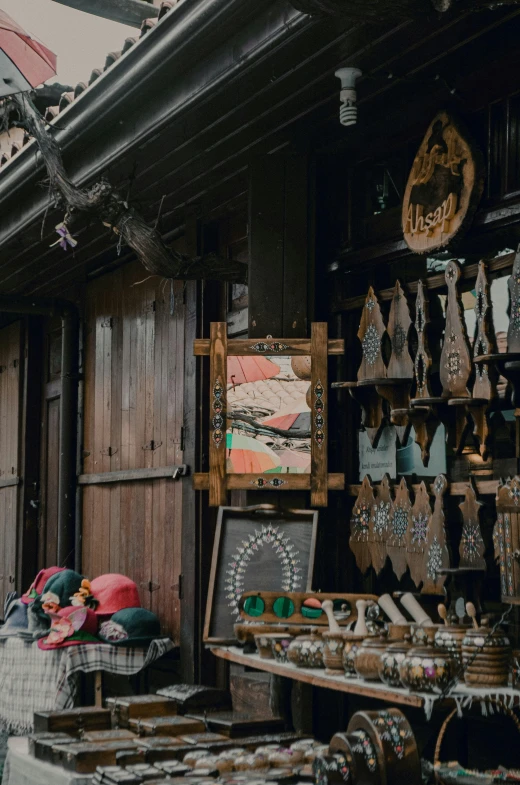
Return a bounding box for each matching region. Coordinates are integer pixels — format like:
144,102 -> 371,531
334,67 -> 362,127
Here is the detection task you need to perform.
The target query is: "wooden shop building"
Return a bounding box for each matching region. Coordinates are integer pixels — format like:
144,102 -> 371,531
1,0 -> 520,767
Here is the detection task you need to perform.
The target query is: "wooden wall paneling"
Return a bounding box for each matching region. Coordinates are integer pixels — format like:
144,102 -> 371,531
283,151 -> 309,338
102,289 -> 113,576
209,322 -> 227,508
82,287 -> 95,577
110,268 -> 123,575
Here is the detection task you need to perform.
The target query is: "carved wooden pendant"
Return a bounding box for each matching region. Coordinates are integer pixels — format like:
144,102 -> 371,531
471,261 -> 496,456
440,260 -> 471,399
371,474 -> 392,575
387,281 -> 413,380
406,481 -> 432,588
507,247 -> 520,353
422,474 -> 450,595
459,481 -> 486,570
350,475 -> 376,575
387,478 -> 412,581
414,280 -> 433,401
357,287 -> 386,382
494,477 -> 520,604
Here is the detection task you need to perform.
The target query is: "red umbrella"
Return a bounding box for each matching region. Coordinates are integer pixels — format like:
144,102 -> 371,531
0,11 -> 57,98
227,356 -> 280,386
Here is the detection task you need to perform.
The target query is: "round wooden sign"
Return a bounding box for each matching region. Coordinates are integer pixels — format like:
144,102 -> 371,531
402,111 -> 484,254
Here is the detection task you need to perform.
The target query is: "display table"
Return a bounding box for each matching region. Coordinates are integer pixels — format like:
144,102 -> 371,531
3,737 -> 92,785
0,637 -> 173,734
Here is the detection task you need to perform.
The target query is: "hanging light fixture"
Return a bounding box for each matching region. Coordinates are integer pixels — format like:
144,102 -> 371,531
335,67 -> 362,127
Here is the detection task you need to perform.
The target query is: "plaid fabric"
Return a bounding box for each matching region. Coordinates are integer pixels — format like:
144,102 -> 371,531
0,636 -> 173,733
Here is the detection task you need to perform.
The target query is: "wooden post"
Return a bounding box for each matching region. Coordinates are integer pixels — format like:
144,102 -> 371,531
311,322 -> 328,507
209,322 -> 227,507
94,671 -> 103,708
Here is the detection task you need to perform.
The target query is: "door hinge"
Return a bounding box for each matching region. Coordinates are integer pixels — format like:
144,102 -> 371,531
180,426 -> 185,452
142,581 -> 160,593
174,574 -> 184,601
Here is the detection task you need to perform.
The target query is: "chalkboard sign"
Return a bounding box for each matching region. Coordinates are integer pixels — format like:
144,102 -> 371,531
204,504 -> 318,644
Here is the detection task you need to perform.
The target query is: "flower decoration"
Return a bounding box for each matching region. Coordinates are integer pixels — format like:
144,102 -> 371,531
41,591 -> 61,614
50,222 -> 78,252
42,608 -> 87,646
70,579 -> 99,609
99,620 -> 129,643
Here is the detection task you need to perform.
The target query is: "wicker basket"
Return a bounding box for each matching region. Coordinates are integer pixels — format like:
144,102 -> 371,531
434,699 -> 520,784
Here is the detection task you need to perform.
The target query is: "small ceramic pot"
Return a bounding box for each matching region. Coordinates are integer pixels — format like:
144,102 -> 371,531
287,631 -> 325,668
265,633 -> 294,663
254,633 -> 275,659
410,623 -> 441,646
378,638 -> 414,688
322,631 -> 348,672
387,623 -> 410,641
400,645 -> 454,692
342,634 -> 366,678
353,636 -> 388,681
434,624 -> 471,664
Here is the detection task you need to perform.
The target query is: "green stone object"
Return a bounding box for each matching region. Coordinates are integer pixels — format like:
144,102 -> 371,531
301,606 -> 322,619
273,597 -> 295,618
243,596 -> 265,617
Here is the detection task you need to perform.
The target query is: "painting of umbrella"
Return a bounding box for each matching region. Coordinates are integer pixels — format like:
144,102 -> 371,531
267,448 -> 311,474
0,11 -> 57,98
226,433 -> 281,474
227,356 -> 280,387
262,396 -> 311,436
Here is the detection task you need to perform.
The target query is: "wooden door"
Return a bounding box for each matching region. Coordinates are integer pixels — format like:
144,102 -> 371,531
39,318 -> 62,568
0,321 -> 22,609
81,261 -> 185,642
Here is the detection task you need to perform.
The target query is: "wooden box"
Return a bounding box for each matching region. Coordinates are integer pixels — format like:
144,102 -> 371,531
128,716 -> 206,737
186,711 -> 284,738
115,748 -> 147,766
54,741 -> 138,773
156,684 -> 231,714
135,736 -> 187,762
34,707 -> 112,734
83,730 -> 136,743
92,766 -> 143,784
29,733 -> 74,762
177,732 -> 229,745
105,695 -> 177,727
156,761 -> 192,776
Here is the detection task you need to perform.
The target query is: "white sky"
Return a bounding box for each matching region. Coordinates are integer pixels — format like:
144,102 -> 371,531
1,0 -> 135,86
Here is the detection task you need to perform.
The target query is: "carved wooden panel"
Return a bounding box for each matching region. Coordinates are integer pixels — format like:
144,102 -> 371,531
387,478 -> 412,581
350,475 -> 376,575
387,281 -> 413,380
406,481 -> 432,588
459,481 -> 486,571
371,474 -> 392,575
413,280 -> 433,400
494,477 -> 520,605
357,287 -> 386,382
422,474 -> 450,595
507,245 -> 520,353
439,260 -> 471,399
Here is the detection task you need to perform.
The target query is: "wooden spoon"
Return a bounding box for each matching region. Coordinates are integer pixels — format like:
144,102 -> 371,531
438,604 -> 448,626
466,602 -> 479,630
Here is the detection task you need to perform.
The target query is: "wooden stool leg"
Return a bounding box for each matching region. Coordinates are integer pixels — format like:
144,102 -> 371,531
94,671 -> 103,708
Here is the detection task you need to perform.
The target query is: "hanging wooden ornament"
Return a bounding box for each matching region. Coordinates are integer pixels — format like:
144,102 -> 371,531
378,281 -> 414,446
409,280 -> 441,465
494,476 -> 520,604
459,480 -> 486,570
440,260 -> 472,399
406,481 -> 432,588
350,475 -> 376,575
422,474 -> 450,595
387,478 -> 413,581
371,474 -> 393,575
469,261 -> 497,457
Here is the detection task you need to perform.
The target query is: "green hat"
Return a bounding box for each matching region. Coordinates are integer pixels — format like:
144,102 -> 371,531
99,608 -> 161,647
40,569 -> 84,612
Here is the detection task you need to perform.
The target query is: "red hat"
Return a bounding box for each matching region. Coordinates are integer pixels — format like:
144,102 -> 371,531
38,606 -> 99,650
89,574 -> 141,616
21,567 -> 65,605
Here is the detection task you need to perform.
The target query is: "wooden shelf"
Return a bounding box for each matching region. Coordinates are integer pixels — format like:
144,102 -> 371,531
209,646 -> 425,708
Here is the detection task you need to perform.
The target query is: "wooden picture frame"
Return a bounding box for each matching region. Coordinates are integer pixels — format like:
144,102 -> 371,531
203,504 -> 318,645
193,322 -> 345,506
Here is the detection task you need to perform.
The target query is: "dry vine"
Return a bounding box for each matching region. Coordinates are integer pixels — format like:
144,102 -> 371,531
1,93 -> 247,283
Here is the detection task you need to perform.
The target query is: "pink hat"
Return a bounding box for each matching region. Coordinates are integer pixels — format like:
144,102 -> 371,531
37,606 -> 99,650
89,574 -> 141,616
21,567 -> 65,605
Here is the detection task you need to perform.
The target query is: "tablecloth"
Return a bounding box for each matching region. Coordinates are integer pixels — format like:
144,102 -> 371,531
2,737 -> 93,785
0,636 -> 173,733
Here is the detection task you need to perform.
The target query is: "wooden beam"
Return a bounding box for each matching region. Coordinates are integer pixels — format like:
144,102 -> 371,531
333,250 -> 516,312
194,338 -> 344,356
346,480 -> 500,497
78,465 -> 188,485
51,0 -> 159,28
0,476 -> 19,489
193,473 -> 345,490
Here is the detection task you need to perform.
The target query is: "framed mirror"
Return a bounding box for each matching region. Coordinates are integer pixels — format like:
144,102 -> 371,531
194,322 -> 344,506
